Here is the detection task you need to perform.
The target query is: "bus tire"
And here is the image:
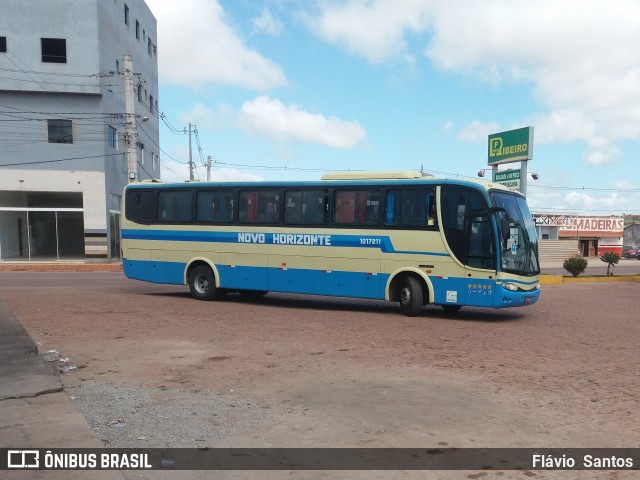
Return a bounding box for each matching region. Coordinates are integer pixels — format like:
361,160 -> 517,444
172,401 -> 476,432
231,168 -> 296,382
188,265 -> 220,301
399,276 -> 423,317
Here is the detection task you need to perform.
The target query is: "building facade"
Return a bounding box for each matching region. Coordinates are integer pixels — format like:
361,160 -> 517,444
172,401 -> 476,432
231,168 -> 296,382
0,0 -> 159,262
533,213 -> 624,261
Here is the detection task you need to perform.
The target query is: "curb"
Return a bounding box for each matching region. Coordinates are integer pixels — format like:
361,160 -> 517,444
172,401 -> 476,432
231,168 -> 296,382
0,263 -> 123,272
540,274 -> 640,285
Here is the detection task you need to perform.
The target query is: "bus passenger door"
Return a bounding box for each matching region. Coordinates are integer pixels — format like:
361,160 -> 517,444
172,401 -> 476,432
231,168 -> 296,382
464,213 -> 497,307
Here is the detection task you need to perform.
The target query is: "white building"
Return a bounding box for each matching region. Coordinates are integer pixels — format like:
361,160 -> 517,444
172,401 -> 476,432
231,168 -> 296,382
0,0 -> 159,261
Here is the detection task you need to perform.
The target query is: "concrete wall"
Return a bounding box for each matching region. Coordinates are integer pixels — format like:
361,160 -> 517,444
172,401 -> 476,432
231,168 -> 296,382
0,0 -> 159,261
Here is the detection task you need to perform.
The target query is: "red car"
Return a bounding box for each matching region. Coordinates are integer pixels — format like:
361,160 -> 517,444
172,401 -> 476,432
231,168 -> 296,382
622,247 -> 640,259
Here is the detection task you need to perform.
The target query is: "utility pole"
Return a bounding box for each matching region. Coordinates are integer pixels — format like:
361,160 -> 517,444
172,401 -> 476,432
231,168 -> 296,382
124,54 -> 137,183
207,155 -> 212,181
188,122 -> 194,181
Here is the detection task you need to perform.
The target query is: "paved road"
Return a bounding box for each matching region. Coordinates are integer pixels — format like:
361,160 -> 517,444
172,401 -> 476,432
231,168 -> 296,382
1,271 -> 639,479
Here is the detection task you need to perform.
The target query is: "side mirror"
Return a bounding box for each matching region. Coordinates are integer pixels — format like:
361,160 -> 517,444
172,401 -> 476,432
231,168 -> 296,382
500,217 -> 510,242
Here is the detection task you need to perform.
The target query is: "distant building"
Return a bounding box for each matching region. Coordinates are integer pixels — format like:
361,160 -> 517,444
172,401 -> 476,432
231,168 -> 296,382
0,0 -> 159,262
533,213 -> 624,261
623,223 -> 640,251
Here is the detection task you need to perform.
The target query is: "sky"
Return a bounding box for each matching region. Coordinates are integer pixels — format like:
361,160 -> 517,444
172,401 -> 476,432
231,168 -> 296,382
143,0 -> 640,215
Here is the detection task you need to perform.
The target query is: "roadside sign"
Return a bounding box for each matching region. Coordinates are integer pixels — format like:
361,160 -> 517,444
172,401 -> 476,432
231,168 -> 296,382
488,127 -> 534,165
493,169 -> 521,190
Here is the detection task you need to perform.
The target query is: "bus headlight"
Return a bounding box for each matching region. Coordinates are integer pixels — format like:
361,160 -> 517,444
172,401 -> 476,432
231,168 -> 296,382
502,282 -> 519,292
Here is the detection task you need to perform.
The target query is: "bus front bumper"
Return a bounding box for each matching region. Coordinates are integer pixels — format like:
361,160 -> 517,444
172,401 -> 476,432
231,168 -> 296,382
494,282 -> 540,308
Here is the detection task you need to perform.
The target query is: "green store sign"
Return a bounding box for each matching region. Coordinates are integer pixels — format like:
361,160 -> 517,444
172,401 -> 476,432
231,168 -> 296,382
488,127 -> 534,165
493,169 -> 521,189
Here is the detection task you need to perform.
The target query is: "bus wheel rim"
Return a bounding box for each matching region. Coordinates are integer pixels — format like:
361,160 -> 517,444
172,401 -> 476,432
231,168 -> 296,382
400,287 -> 410,304
195,274 -> 209,294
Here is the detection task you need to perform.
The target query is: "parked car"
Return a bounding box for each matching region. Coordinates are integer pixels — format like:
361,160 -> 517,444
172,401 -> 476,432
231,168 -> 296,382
622,247 -> 640,258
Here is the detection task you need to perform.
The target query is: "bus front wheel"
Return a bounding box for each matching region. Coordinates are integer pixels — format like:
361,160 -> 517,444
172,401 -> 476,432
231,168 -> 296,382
398,276 -> 423,317
188,265 -> 221,301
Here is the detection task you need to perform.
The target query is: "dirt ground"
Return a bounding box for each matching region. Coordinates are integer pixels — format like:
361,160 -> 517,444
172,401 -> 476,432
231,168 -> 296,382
1,272 -> 639,479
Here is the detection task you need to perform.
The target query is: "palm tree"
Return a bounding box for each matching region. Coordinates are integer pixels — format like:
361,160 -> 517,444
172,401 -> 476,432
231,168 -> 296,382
599,252 -> 620,276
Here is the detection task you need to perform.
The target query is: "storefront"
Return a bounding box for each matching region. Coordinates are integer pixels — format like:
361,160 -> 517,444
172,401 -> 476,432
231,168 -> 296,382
533,214 -> 624,257
0,191 -> 85,261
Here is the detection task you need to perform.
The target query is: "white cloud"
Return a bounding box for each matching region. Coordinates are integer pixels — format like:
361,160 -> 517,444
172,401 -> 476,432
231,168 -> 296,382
177,103 -> 235,130
303,0 -> 430,64
146,0 -> 286,89
458,120 -> 500,143
210,168 -> 264,182
305,0 -> 640,166
238,95 -> 368,149
565,191 -> 596,208
252,8 -> 283,36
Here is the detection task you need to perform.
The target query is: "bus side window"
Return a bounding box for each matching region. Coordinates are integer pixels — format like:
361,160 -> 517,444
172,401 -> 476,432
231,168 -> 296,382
426,190 -> 437,227
285,190 -> 326,225
239,190 -> 280,223
335,191 -> 356,224
385,189 -> 434,227
197,191 -> 234,223
125,190 -> 156,223
157,190 -> 193,223
239,191 -> 258,222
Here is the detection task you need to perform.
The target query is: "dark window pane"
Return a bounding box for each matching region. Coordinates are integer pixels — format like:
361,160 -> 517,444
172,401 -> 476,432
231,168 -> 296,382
334,190 -> 380,225
47,119 -> 73,144
125,190 -> 156,223
196,191 -> 235,223
0,37 -> 6,53
41,38 -> 66,63
284,190 -> 326,225
239,190 -> 280,223
385,189 -> 436,227
158,191 -> 193,223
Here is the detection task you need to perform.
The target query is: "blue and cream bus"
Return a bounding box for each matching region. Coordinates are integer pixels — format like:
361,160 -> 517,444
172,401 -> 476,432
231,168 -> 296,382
121,171 -> 540,316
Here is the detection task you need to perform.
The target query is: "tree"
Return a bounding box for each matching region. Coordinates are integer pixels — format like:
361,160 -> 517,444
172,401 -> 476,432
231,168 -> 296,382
599,252 -> 620,276
563,256 -> 588,277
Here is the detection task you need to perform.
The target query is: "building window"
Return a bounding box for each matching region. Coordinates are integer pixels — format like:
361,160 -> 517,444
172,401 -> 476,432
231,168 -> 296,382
149,95 -> 154,114
115,59 -> 120,72
140,143 -> 145,165
124,4 -> 129,25
48,119 -> 73,144
137,84 -> 142,102
108,126 -> 118,149
0,37 -> 6,53
41,38 -> 67,63
148,38 -> 152,56
136,20 -> 140,40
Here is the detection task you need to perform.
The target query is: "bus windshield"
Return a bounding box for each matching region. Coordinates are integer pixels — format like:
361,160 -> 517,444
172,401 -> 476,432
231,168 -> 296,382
489,191 -> 540,276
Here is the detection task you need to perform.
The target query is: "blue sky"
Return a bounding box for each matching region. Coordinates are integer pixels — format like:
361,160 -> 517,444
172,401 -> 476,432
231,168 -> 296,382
144,0 -> 640,215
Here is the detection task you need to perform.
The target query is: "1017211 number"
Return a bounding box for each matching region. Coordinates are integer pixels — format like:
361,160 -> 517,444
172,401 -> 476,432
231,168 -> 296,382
360,238 -> 382,245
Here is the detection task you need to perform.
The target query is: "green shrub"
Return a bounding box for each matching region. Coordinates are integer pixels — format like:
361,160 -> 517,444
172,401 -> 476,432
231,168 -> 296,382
563,256 -> 588,277
599,252 -> 620,276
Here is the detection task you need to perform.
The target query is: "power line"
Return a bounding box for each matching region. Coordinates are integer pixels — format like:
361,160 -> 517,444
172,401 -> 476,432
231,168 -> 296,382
0,153 -> 123,167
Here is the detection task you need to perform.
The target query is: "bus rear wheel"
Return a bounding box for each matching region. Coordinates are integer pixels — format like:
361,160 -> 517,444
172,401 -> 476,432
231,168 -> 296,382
398,276 -> 423,317
188,265 -> 221,301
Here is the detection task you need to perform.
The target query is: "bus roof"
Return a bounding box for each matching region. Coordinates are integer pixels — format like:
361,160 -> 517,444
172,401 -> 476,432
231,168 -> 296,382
321,170 -> 434,180
126,172 -> 519,195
